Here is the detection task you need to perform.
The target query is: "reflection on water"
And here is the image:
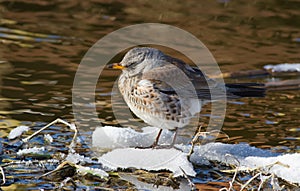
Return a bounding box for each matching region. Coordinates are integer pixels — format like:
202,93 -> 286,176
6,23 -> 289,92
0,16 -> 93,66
0,0 -> 300,189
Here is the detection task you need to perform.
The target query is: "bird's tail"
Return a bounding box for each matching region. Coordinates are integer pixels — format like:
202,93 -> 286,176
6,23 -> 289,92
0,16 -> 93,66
225,83 -> 265,98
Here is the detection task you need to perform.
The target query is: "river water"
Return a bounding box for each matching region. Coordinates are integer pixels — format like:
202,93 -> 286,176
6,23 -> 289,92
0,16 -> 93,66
0,0 -> 299,190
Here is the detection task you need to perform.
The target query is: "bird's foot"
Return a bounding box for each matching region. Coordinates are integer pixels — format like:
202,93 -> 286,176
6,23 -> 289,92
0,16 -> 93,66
134,145 -> 152,149
153,144 -> 175,149
134,142 -> 159,149
135,143 -> 175,149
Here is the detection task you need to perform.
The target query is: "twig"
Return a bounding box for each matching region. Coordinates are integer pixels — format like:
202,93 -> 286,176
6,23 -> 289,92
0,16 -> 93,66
228,167 -> 238,191
23,118 -> 67,143
222,160 -> 290,190
179,166 -> 196,191
59,177 -> 77,189
0,166 -> 5,185
187,125 -> 202,159
210,69 -> 270,79
68,123 -> 78,153
270,174 -> 283,190
266,79 -> 300,91
224,154 -> 240,191
240,172 -> 262,191
258,174 -> 271,190
187,125 -> 229,162
22,118 -> 78,152
38,161 -> 75,179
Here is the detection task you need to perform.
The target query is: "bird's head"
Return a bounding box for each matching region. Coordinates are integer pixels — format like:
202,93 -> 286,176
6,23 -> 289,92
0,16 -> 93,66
109,47 -> 165,75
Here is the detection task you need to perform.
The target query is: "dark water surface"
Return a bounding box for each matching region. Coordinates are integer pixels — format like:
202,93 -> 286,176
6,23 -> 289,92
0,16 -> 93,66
0,0 -> 300,190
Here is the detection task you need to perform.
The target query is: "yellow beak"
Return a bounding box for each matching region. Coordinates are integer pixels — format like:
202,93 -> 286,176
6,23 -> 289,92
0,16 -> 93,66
108,63 -> 125,70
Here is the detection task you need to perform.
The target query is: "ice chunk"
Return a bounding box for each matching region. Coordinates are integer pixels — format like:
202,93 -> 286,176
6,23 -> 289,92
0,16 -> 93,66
8,125 -> 29,140
76,166 -> 108,178
93,126 -> 300,184
44,134 -> 53,143
264,63 -> 300,72
177,142 -> 278,165
98,148 -> 196,177
179,144 -> 300,184
92,126 -> 175,149
243,154 -> 300,184
66,153 -> 94,164
17,146 -> 45,155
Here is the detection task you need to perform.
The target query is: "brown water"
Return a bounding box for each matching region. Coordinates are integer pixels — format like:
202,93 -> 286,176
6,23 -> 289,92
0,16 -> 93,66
0,0 -> 300,190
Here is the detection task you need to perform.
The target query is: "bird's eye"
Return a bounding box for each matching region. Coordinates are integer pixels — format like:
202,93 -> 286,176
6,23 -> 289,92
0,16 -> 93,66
128,62 -> 137,68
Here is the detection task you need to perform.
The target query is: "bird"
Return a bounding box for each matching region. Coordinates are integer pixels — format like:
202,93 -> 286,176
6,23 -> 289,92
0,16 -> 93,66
109,47 -> 265,148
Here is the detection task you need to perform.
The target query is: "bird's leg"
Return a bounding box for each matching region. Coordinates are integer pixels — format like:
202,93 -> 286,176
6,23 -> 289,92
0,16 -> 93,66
170,127 -> 178,147
153,127 -> 178,149
151,129 -> 163,148
135,129 -> 163,149
136,128 -> 178,149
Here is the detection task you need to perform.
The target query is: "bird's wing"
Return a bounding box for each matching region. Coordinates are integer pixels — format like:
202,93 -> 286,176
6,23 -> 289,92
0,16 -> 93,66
141,56 -> 217,100
141,55 -> 265,99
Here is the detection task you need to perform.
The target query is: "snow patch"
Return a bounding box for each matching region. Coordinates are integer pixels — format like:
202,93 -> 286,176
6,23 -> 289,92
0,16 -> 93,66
44,134 -> 53,143
264,63 -> 300,72
76,166 -> 108,177
17,146 -> 45,155
66,153 -> 94,164
93,126 -> 300,184
98,148 -> 196,177
8,125 -> 29,139
243,154 -> 300,184
92,126 -> 176,149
